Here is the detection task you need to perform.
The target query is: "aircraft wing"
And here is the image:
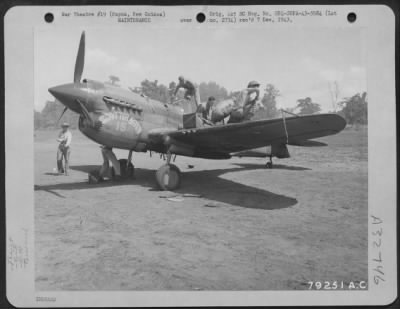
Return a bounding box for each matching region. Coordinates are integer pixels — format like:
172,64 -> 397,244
149,114 -> 346,159
149,114 -> 346,158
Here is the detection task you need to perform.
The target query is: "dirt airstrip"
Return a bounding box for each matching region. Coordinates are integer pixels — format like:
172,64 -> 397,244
34,127 -> 367,290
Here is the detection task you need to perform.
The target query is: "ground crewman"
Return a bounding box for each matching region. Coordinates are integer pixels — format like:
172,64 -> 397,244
173,76 -> 200,109
197,96 -> 216,124
229,80 -> 261,122
56,122 -> 72,175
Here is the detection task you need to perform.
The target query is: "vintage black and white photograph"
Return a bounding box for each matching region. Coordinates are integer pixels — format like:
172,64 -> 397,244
5,5 -> 397,307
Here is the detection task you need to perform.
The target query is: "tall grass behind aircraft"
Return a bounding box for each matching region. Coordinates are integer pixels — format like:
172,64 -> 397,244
49,31 -> 346,190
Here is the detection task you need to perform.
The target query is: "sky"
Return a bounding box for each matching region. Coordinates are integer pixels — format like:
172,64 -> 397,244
35,25 -> 366,112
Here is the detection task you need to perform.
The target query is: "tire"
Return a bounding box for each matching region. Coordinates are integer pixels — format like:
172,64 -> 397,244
88,169 -> 102,184
111,159 -> 135,179
155,164 -> 181,191
265,161 -> 273,169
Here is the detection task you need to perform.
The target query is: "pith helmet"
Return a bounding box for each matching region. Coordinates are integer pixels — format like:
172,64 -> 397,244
247,80 -> 260,88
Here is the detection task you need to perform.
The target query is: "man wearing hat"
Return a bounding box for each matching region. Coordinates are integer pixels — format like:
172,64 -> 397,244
228,81 -> 261,123
242,80 -> 261,118
56,122 -> 72,175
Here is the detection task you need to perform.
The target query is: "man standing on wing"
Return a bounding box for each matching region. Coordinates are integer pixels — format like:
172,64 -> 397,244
56,122 -> 72,175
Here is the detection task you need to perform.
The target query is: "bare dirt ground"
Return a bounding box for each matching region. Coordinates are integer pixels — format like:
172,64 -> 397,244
34,127 -> 367,290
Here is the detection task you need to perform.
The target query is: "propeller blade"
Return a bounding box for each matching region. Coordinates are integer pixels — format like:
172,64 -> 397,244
57,106 -> 68,124
74,31 -> 85,83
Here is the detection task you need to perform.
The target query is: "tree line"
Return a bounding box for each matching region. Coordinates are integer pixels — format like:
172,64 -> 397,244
35,76 -> 367,129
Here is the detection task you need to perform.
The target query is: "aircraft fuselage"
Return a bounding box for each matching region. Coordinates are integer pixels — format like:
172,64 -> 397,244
50,79 -> 185,152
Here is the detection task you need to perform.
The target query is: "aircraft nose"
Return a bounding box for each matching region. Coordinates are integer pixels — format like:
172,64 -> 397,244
48,84 -> 77,102
48,85 -> 64,98
48,83 -> 85,114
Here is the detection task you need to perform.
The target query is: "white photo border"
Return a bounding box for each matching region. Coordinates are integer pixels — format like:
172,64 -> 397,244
4,4 -> 397,307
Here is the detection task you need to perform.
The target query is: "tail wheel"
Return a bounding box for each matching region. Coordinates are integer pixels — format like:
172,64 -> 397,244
111,159 -> 135,179
155,164 -> 181,191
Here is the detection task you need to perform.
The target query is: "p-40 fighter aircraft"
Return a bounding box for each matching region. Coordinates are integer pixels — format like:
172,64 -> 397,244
49,32 -> 346,190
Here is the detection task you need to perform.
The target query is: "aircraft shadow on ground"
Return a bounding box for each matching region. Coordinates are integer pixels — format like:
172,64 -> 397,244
35,163 -> 300,210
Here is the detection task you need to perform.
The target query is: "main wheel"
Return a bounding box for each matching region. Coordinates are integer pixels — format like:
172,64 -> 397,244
155,164 -> 181,191
265,161 -> 273,169
111,159 -> 135,179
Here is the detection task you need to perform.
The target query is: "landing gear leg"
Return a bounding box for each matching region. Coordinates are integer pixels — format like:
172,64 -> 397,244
166,151 -> 172,164
124,149 -> 135,179
88,147 -> 134,183
88,146 -> 112,183
127,150 -> 133,167
155,150 -> 181,191
265,156 -> 273,169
